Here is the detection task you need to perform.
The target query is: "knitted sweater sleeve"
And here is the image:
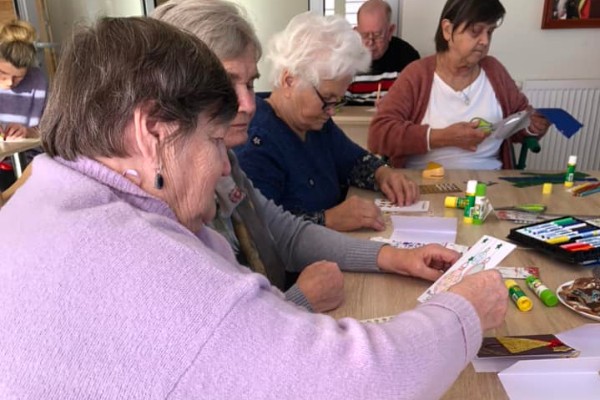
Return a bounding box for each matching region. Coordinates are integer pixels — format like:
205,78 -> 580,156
367,58 -> 433,168
246,168 -> 384,273
172,282 -> 483,399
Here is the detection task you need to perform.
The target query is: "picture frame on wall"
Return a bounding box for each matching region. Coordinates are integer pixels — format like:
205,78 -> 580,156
542,0 -> 600,28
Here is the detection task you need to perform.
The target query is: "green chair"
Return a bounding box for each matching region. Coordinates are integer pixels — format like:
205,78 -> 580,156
511,136 -> 541,170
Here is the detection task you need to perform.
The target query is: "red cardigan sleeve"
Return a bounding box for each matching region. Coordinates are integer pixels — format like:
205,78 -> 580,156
367,57 -> 435,168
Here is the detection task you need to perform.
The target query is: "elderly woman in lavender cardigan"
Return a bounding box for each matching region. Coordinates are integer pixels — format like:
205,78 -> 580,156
0,16 -> 507,400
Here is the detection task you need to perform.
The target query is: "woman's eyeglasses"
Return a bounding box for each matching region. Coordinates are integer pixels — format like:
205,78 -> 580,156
312,86 -> 346,112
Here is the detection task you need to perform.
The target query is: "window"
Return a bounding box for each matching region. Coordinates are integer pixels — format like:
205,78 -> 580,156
312,0 -> 400,31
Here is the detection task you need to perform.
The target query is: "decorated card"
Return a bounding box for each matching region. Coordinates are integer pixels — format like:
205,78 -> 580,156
477,335 -> 578,359
370,236 -> 468,254
374,199 -> 430,213
417,235 -> 516,302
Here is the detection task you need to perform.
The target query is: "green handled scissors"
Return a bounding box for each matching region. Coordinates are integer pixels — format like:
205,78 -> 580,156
471,117 -> 494,134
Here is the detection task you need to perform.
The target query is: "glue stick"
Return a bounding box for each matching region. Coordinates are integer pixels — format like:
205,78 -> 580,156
444,196 -> 468,209
505,279 -> 533,312
564,155 -> 577,188
525,275 -> 558,307
463,180 -> 477,224
472,183 -> 488,225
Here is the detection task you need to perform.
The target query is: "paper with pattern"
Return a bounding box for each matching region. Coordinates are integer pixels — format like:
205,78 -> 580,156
418,235 -> 516,303
375,199 -> 429,213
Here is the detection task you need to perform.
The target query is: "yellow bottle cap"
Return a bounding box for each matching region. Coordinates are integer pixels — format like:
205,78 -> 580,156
565,181 -> 574,188
445,196 -> 458,208
542,183 -> 553,194
516,296 -> 533,312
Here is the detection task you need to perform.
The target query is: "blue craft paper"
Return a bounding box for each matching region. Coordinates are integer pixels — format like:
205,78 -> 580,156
536,108 -> 583,139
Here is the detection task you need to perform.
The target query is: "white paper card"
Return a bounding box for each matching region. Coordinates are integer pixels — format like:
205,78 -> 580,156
418,235 -> 515,302
557,324 -> 600,358
498,357 -> 600,400
390,215 -> 456,245
375,199 -> 430,213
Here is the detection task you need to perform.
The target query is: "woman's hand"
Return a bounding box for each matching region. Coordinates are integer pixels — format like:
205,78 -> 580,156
376,244 -> 460,281
430,120 -> 487,152
527,110 -> 551,136
448,269 -> 508,331
324,195 -> 385,232
296,260 -> 344,313
2,123 -> 37,140
374,166 -> 419,206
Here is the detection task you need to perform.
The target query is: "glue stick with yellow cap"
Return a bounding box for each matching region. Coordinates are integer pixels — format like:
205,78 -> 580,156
505,279 -> 533,312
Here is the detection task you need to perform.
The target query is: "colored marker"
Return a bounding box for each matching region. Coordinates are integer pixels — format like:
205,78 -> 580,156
580,187 -> 600,197
546,229 -> 600,244
560,243 -> 593,251
553,217 -> 577,226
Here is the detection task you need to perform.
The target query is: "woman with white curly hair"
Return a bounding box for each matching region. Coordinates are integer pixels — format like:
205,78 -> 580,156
235,12 -> 419,233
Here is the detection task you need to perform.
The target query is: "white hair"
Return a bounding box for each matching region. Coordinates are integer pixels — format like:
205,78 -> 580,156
268,12 -> 371,87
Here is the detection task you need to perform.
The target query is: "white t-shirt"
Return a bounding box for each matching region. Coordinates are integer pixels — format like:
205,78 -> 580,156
406,69 -> 504,170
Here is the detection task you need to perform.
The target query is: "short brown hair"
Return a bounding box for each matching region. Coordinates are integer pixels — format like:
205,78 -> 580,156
434,0 -> 506,53
0,20 -> 37,68
41,17 -> 238,160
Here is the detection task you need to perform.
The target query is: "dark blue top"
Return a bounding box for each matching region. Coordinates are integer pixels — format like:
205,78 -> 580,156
235,97 -> 384,224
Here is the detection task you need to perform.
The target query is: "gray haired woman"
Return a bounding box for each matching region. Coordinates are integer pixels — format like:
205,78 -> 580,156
235,11 -> 420,233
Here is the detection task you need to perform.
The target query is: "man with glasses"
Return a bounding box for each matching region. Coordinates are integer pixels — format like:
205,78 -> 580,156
346,0 -> 420,105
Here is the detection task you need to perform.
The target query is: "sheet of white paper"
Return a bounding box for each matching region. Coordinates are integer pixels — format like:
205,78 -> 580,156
375,199 -> 429,213
490,109 -> 532,140
557,324 -> 600,357
389,215 -> 456,244
498,357 -> 600,400
472,357 -> 519,373
418,235 -> 515,302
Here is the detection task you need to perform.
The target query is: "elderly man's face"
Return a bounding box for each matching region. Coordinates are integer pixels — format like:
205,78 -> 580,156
356,11 -> 394,61
221,46 -> 260,149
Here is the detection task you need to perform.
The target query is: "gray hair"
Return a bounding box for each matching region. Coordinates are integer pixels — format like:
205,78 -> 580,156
41,17 -> 237,160
357,0 -> 392,23
268,12 -> 371,88
151,0 -> 262,62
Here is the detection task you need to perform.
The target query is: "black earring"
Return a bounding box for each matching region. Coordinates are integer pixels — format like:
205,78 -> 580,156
154,170 -> 164,190
154,159 -> 164,190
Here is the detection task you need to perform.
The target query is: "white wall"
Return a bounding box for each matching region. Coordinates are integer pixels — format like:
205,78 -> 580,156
401,0 -> 600,82
232,0 -> 309,91
47,0 -> 144,47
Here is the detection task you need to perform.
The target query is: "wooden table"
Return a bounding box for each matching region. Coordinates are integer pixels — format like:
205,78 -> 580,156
328,169 -> 600,400
0,138 -> 41,178
332,105 -> 373,150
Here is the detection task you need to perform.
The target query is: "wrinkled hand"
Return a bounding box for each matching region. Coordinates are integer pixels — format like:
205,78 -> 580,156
296,260 -> 344,313
448,269 -> 507,331
527,108 -> 551,136
376,244 -> 460,281
324,195 -> 385,232
2,123 -> 30,140
374,166 -> 419,206
431,120 -> 487,151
